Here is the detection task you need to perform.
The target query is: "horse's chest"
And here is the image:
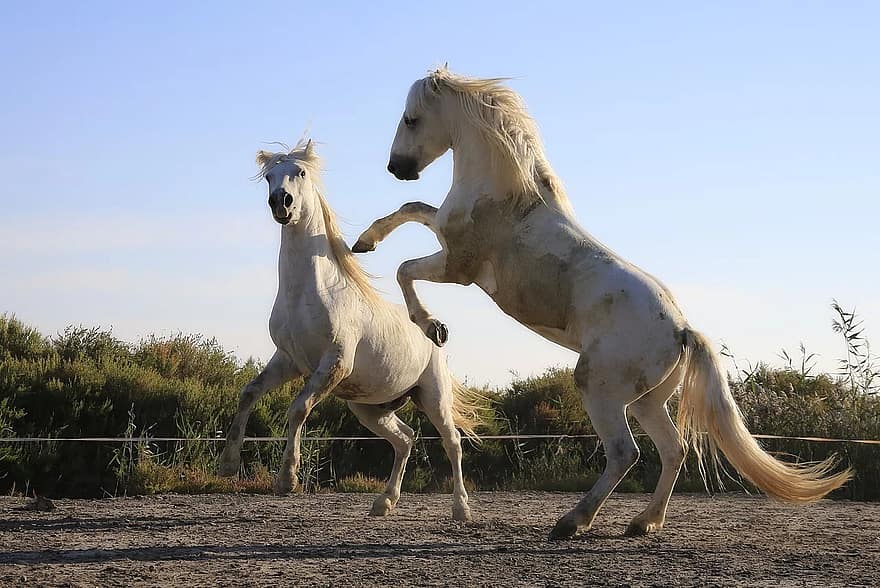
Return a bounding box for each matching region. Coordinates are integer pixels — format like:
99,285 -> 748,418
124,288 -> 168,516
439,199 -> 573,332
443,231 -> 487,282
439,202 -> 509,283
270,292 -> 337,374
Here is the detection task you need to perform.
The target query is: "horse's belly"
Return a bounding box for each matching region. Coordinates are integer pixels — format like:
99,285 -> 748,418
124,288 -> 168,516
523,323 -> 580,352
336,322 -> 432,404
336,359 -> 420,404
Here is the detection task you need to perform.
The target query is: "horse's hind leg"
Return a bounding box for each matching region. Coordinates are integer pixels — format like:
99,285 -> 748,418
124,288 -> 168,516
413,375 -> 471,521
549,356 -> 640,539
219,351 -> 299,477
347,402 -> 415,516
625,360 -> 687,536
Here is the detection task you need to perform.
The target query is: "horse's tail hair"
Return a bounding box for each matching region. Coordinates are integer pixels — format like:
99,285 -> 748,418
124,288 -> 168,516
450,379 -> 490,443
676,328 -> 852,502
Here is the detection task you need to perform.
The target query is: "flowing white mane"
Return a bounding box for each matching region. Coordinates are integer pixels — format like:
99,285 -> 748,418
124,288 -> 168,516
420,67 -> 573,215
255,140 -> 381,306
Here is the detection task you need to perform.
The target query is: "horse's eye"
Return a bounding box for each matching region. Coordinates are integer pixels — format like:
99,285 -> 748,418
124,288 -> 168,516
404,115 -> 418,128
299,169 -> 306,178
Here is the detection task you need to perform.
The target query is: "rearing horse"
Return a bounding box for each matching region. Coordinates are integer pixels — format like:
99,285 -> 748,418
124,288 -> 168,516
355,67 -> 851,538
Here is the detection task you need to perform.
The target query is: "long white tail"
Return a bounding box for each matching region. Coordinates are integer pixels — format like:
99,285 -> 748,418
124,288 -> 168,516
676,329 -> 852,502
450,379 -> 489,442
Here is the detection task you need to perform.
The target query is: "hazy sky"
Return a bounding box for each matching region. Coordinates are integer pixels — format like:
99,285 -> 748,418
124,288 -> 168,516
1,2 -> 877,387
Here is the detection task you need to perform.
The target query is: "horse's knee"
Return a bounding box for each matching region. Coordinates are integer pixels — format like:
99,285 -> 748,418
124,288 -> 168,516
397,421 -> 415,441
394,434 -> 414,456
396,261 -> 415,285
287,403 -> 307,425
606,439 -> 640,473
237,383 -> 260,407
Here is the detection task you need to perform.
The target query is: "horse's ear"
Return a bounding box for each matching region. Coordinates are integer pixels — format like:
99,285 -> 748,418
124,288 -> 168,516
255,150 -> 273,168
304,139 -> 314,157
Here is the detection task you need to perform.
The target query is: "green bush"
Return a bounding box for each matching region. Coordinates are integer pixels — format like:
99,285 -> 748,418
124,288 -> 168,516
1,312 -> 877,500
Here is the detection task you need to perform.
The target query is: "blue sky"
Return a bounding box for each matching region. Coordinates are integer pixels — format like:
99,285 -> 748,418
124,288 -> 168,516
1,2 -> 877,386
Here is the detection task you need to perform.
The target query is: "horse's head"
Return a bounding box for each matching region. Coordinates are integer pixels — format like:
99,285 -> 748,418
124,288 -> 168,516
387,74 -> 453,181
256,141 -> 318,226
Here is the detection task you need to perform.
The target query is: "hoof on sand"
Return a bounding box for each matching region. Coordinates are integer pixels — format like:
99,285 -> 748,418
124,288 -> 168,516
548,516 -> 580,540
370,496 -> 394,516
274,478 -> 295,496
625,520 -> 661,537
452,505 -> 472,522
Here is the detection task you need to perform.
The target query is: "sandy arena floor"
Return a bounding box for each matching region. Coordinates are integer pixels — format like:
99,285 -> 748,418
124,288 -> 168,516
1,492 -> 878,587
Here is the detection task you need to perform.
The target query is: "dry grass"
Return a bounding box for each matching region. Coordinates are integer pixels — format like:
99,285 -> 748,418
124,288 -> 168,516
335,473 -> 386,493
129,459 -> 275,495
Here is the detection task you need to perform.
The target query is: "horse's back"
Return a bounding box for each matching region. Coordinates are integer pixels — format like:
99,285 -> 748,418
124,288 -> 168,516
454,199 -> 687,381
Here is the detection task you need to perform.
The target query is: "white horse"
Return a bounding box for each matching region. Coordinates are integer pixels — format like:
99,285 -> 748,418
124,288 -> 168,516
218,139 -> 482,521
354,67 -> 852,538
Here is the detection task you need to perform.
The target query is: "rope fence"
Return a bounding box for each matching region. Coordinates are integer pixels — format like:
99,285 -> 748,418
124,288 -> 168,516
1,434 -> 879,445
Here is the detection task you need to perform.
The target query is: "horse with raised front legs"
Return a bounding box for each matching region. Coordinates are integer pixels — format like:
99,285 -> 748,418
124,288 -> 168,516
218,139 -> 482,522
355,67 -> 852,538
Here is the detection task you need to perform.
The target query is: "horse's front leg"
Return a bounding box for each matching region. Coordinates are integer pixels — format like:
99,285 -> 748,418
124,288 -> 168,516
275,348 -> 350,494
219,351 -> 300,477
396,250 -> 465,347
352,201 -> 438,253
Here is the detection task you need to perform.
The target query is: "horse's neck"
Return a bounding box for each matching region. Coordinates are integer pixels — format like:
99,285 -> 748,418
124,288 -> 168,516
278,209 -> 340,293
451,127 -> 573,220
451,133 -> 505,195
451,129 -> 543,200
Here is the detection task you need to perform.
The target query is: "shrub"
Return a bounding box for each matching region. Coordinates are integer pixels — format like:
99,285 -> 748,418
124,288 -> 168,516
336,473 -> 386,493
0,310 -> 877,500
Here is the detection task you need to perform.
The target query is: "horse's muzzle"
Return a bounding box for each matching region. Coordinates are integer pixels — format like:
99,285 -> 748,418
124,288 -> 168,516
269,189 -> 294,224
387,155 -> 420,181
273,212 -> 293,225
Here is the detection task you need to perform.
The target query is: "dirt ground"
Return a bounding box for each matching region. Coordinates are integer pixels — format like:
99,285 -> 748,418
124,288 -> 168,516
1,492 -> 878,587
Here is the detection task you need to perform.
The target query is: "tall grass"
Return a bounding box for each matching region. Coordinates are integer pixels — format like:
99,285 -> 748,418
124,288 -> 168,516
1,305 -> 878,499
831,300 -> 879,395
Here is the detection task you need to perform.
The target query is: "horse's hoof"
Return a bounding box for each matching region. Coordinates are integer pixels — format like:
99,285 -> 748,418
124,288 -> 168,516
625,520 -> 661,536
274,478 -> 295,496
548,516 -> 580,540
452,504 -> 471,522
426,320 -> 448,347
370,496 -> 394,516
351,239 -> 375,253
217,461 -> 239,478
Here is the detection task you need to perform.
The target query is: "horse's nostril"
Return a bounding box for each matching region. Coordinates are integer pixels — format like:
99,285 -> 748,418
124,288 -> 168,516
387,162 -> 396,174
284,194 -> 293,207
